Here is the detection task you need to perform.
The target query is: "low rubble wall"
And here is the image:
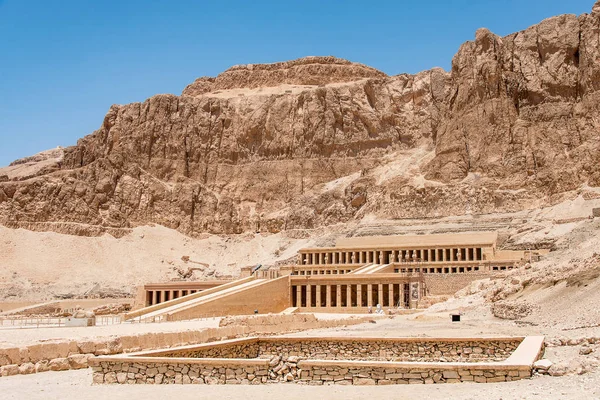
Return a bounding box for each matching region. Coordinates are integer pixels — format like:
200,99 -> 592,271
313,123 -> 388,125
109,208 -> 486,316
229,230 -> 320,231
153,337 -> 520,363
90,336 -> 544,385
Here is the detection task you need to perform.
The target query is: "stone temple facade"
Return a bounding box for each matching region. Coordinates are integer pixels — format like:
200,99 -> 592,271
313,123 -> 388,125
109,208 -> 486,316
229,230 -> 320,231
132,232 -> 546,320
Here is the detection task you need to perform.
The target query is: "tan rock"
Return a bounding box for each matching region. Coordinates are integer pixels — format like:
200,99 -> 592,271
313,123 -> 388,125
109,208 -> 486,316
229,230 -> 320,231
48,358 -> 70,371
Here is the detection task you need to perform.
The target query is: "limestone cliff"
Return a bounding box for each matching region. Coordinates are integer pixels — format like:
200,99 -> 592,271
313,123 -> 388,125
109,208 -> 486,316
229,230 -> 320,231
1,4 -> 599,237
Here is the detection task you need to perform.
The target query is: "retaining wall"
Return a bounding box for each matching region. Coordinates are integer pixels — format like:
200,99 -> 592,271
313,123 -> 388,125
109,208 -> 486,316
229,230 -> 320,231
91,336 -> 544,385
0,314 -> 374,377
155,337 -> 520,363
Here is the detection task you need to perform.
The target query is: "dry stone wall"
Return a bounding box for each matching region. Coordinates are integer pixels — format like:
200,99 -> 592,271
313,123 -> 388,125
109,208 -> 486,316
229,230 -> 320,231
149,338 -> 521,363
91,357 -> 531,385
296,363 -> 531,385
159,342 -> 259,359
256,338 -> 520,362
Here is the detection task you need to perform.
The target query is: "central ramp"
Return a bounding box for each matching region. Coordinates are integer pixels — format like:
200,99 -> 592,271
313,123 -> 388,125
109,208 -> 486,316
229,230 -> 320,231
127,276 -> 290,322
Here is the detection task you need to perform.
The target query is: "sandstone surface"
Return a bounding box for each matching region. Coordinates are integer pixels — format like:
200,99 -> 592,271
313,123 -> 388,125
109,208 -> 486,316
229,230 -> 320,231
1,4 -> 599,238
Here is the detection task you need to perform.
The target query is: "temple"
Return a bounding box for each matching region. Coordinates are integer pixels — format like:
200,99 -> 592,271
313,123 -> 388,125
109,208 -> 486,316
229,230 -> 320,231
131,232 -> 547,320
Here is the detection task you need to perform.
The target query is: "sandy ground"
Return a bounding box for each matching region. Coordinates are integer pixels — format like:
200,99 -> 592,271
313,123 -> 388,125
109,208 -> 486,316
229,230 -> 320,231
1,368 -> 598,400
0,224 -> 323,301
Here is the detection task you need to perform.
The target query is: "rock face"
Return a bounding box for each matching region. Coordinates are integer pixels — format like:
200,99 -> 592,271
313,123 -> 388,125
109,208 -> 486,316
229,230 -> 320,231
1,4 -> 600,236
182,56 -> 388,96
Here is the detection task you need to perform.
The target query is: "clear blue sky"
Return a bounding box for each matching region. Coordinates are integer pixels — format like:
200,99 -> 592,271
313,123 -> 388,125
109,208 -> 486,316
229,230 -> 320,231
0,0 -> 594,167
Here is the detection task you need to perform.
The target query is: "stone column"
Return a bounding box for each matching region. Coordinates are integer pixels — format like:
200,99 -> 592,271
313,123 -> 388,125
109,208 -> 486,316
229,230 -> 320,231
388,284 -> 394,308
378,284 -> 383,306
153,291 -> 159,305
399,284 -> 404,308
306,285 -> 312,308
367,284 -> 373,307
359,251 -> 364,264
326,285 -> 331,308
357,284 -> 362,307
450,249 -> 455,261
336,285 -> 342,308
466,248 -> 471,261
347,285 -> 352,308
316,285 -> 321,307
296,286 -> 302,308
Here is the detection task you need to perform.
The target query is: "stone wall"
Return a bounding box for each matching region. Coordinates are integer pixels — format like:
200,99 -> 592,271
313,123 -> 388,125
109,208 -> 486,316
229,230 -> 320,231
149,338 -> 520,363
159,341 -> 259,359
0,314 -> 373,377
92,360 -> 271,385
296,363 -> 531,385
91,336 -> 544,385
424,272 -> 492,296
256,338 -> 520,362
91,357 -> 531,385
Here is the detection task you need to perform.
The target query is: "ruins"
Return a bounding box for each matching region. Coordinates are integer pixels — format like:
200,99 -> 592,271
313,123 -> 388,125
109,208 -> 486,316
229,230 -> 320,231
90,336 -> 546,385
133,232 -> 546,319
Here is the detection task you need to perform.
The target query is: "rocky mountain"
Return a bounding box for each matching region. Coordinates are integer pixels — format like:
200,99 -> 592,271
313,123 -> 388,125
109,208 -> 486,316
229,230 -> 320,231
1,2 -> 600,237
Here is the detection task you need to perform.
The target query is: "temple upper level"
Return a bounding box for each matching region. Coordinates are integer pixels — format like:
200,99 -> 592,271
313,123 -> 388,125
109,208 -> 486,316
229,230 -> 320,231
296,232 -> 526,266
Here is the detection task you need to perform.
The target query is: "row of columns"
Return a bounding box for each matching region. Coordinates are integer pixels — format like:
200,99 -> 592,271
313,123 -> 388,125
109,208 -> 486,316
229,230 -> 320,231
147,289 -> 197,306
296,269 -> 353,276
300,247 -> 483,266
292,283 -> 412,309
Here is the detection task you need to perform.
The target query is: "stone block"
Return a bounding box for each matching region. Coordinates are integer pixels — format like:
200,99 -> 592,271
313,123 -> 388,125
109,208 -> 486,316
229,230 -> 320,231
105,372 -> 117,384
533,359 -> 553,370
117,372 -> 127,384
0,364 -> 19,377
92,372 -> 104,384
18,362 -> 35,375
48,358 -> 70,371
68,354 -> 91,370
35,360 -> 50,373
353,377 -> 376,385
519,370 -> 531,377
442,370 -> 459,379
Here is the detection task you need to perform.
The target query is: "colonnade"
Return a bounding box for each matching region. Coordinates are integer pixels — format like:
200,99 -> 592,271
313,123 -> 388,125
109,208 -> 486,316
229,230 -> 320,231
299,247 -> 485,266
290,282 -> 414,309
295,268 -> 354,276
146,289 -> 198,306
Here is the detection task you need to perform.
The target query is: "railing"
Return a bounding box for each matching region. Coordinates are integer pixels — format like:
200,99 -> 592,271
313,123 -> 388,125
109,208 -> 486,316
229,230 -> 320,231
0,316 -> 66,328
128,314 -> 220,323
0,314 -> 124,328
